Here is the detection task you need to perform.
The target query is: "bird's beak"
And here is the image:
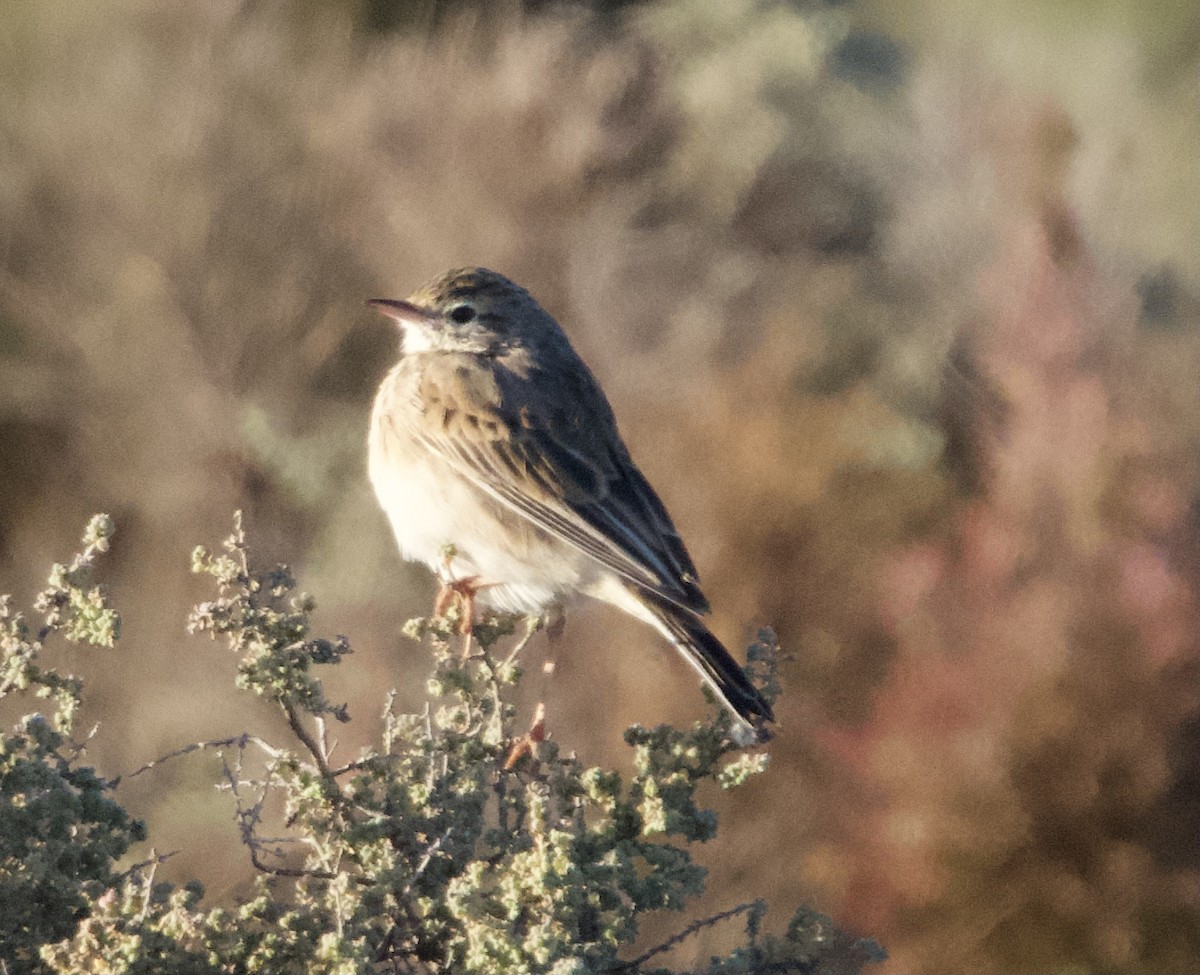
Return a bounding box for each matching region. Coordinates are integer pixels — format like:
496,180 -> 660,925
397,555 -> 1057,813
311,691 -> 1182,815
367,297 -> 441,353
366,298 -> 432,327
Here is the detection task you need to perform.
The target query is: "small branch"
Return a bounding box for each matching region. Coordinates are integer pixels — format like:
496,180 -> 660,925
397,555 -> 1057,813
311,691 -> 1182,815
381,689 -> 399,756
330,753 -> 401,778
619,902 -> 760,971
116,848 -> 181,884
401,827 -> 453,898
281,700 -> 333,779
137,850 -> 164,923
110,732 -> 283,788
218,748 -> 318,878
65,723 -> 101,761
330,758 -> 373,777
231,509 -> 250,577
314,713 -> 332,766
212,735 -> 372,886
502,616 -> 542,669
245,847 -> 337,881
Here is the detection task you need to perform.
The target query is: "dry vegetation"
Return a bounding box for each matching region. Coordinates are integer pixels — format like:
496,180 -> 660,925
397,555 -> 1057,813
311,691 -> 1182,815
1,0 -> 1197,971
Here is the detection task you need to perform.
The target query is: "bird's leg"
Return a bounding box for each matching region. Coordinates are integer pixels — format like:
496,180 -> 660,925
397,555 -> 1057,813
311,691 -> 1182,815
432,547 -> 497,653
440,585 -> 508,658
501,608 -> 566,769
544,604 -> 566,644
433,547 -> 458,620
432,576 -> 483,634
433,575 -> 493,659
503,702 -> 547,771
432,582 -> 457,621
538,603 -> 564,699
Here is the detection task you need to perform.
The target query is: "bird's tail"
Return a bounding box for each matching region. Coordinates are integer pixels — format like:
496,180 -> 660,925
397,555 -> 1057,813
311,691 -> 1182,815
638,590 -> 774,742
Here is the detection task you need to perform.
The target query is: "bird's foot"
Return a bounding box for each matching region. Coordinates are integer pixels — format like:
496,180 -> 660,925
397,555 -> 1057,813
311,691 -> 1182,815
503,702 -> 547,771
433,575 -> 500,659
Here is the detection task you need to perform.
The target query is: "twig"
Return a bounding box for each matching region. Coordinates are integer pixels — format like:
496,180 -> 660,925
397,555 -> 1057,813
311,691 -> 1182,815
116,848 -> 181,884
231,510 -> 249,577
502,615 -> 542,670
212,734 -> 370,885
381,689 -> 399,756
216,777 -> 276,791
281,700 -> 333,779
246,848 -> 337,880
618,902 -> 760,971
218,747 -> 317,878
314,713 -> 331,767
330,754 -> 398,777
222,756 -> 327,880
65,723 -> 102,761
110,732 -> 283,788
138,850 -> 163,922
400,827 -> 453,897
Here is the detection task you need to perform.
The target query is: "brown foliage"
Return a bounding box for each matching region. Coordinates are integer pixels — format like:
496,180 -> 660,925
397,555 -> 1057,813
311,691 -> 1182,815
1,0 -> 1197,970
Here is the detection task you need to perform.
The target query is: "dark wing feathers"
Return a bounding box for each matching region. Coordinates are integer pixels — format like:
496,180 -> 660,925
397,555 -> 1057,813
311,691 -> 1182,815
583,458 -> 709,612
637,588 -> 773,724
412,352 -> 708,615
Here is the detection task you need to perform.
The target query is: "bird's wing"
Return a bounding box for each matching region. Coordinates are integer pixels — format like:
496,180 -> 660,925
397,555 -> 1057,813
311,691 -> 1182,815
406,351 -> 710,615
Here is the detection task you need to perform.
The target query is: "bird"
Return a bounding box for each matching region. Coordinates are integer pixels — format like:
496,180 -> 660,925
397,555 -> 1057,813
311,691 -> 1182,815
367,267 -> 772,743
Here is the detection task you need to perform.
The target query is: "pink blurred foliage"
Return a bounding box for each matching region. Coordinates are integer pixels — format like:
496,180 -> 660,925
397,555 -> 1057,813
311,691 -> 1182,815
818,101 -> 1200,971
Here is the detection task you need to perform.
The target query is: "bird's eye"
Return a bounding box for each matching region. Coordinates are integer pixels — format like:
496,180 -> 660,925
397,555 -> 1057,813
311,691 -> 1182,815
448,304 -> 477,324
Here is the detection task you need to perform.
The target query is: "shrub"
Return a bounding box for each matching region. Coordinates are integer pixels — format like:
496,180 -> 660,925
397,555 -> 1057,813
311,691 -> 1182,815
1,516 -> 883,974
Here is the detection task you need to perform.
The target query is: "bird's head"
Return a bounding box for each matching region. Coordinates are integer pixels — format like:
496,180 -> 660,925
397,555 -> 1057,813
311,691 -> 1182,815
368,267 -> 558,357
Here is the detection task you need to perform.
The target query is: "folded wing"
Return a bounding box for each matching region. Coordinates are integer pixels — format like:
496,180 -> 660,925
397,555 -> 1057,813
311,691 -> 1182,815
406,351 -> 710,617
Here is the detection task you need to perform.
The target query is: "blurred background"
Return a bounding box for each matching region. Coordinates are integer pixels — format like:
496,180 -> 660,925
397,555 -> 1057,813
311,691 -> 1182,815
1,0 -> 1197,970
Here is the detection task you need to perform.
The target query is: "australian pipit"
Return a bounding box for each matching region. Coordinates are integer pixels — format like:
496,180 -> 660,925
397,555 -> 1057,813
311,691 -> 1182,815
368,268 -> 772,743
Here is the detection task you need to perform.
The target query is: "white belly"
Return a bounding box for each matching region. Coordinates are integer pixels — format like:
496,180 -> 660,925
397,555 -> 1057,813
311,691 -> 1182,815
369,425 -> 597,615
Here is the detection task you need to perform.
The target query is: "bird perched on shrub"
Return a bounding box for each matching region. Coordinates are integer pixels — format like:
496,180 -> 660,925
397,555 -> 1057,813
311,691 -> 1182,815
368,267 -> 772,743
